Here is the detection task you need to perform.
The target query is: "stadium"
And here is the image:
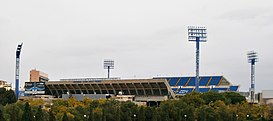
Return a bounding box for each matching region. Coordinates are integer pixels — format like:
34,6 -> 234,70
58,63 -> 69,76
26,75 -> 239,104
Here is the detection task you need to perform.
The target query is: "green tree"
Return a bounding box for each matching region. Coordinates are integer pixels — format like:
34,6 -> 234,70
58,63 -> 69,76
35,106 -> 44,121
115,106 -> 121,121
145,107 -> 153,121
49,109 -> 55,121
213,100 -> 232,121
202,91 -> 226,105
88,108 -> 94,121
0,109 -> 6,121
120,101 -> 137,121
137,106 -> 145,121
180,92 -> 205,108
21,102 -> 34,121
4,103 -> 23,121
223,92 -> 246,104
62,113 -> 68,121
151,108 -> 158,121
198,105 -> 219,121
0,88 -> 16,106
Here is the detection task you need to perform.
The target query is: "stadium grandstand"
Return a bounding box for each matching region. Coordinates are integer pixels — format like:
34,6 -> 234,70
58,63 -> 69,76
23,75 -> 239,103
44,78 -> 176,102
154,76 -> 239,95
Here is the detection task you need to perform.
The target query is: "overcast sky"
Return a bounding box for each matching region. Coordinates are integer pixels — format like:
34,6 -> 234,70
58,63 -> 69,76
1,0 -> 273,92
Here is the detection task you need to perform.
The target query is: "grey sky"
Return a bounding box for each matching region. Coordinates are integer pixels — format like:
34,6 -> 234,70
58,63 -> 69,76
1,0 -> 273,92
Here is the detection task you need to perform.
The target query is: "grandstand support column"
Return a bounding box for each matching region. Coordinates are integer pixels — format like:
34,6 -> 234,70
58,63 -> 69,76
15,43 -> 23,99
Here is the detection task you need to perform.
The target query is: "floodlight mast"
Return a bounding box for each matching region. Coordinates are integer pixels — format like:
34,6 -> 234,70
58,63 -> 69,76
247,51 -> 258,104
15,43 -> 23,99
104,59 -> 114,79
188,26 -> 207,92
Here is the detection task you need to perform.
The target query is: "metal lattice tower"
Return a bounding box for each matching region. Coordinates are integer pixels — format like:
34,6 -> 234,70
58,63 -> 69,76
15,43 -> 23,99
247,51 -> 258,103
188,26 -> 207,92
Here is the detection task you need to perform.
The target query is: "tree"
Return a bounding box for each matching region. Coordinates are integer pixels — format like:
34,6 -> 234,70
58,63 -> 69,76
222,92 -> 246,104
21,102 -> 34,121
137,106 -> 145,121
202,92 -> 226,105
0,109 -> 6,121
145,107 -> 153,121
62,113 -> 68,121
0,88 -> 16,106
35,106 -> 44,121
115,106 -> 121,121
4,103 -> 23,121
198,105 -> 219,121
88,108 -> 94,121
180,92 -> 205,108
49,109 -> 55,121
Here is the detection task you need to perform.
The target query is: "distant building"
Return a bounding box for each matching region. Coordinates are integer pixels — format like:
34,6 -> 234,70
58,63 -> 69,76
30,69 -> 49,82
0,80 -> 12,90
260,90 -> 273,105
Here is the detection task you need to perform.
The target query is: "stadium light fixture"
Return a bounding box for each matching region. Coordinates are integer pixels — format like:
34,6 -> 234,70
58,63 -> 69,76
247,51 -> 258,104
104,59 -> 114,79
15,43 -> 23,99
188,26 -> 207,92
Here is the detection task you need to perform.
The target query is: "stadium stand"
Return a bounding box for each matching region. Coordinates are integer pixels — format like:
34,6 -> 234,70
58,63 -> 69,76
154,76 -> 239,95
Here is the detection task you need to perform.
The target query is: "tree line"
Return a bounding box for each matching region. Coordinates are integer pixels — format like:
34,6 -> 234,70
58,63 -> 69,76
0,88 -> 272,121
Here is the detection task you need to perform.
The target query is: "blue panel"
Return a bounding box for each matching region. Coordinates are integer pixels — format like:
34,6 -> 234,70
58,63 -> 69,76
176,77 -> 189,86
211,88 -> 227,92
208,76 -> 222,86
229,86 -> 239,91
199,77 -> 210,86
171,88 -> 178,93
199,88 -> 210,93
168,78 -> 179,86
187,77 -> 196,86
176,88 -> 193,94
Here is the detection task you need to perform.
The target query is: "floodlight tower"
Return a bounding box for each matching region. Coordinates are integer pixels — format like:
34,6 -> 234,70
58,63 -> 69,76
188,26 -> 207,92
15,43 -> 23,99
104,59 -> 114,79
247,51 -> 258,103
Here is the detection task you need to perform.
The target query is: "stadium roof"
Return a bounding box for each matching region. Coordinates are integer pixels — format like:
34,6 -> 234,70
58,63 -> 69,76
45,79 -> 176,98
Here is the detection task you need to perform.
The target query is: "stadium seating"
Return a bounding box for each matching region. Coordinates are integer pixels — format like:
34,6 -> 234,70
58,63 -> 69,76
228,86 -> 239,92
211,87 -> 228,92
199,88 -> 210,93
168,77 -> 179,86
199,77 -> 210,86
176,88 -> 194,94
187,77 -> 195,86
176,77 -> 189,86
154,76 -> 239,95
208,76 -> 222,86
